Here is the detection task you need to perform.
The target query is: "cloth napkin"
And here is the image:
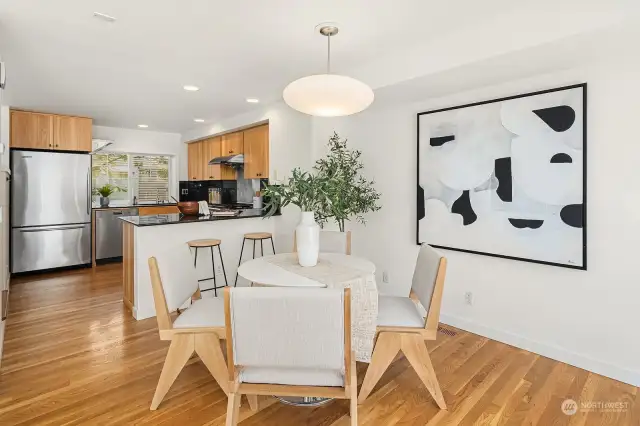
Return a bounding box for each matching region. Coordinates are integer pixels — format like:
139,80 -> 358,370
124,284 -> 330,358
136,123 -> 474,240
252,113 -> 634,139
198,201 -> 210,216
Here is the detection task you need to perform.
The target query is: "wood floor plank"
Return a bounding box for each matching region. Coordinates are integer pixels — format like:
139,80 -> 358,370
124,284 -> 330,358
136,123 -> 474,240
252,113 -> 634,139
0,264 -> 637,425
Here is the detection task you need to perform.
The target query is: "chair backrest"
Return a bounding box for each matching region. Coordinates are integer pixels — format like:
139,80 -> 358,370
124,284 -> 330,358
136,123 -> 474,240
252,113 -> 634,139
294,230 -> 352,255
148,246 -> 199,326
225,287 -> 351,385
411,244 -> 447,331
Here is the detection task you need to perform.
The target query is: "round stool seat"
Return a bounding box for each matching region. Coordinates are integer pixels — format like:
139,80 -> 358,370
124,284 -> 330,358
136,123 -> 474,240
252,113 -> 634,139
187,239 -> 221,248
244,232 -> 272,240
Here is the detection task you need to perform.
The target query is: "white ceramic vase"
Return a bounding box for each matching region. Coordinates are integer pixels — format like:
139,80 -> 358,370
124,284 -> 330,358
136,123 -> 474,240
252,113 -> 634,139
296,211 -> 320,267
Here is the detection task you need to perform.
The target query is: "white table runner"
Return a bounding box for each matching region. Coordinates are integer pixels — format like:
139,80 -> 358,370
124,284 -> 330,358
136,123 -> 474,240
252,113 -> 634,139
264,253 -> 378,362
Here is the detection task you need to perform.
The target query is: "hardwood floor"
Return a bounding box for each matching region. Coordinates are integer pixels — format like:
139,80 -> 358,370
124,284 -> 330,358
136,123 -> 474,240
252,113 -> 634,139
1,264 -> 637,425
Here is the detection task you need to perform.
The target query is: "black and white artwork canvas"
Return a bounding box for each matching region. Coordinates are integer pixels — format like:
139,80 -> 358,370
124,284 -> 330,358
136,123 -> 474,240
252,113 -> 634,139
417,84 -> 586,269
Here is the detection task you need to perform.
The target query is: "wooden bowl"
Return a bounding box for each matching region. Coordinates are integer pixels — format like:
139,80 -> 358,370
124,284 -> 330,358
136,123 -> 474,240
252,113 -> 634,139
177,201 -> 199,215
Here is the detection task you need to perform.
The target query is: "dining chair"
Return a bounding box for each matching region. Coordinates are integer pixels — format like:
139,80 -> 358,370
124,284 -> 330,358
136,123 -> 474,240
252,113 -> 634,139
293,229 -> 352,254
357,244 -> 447,409
223,286 -> 357,426
147,247 -> 229,410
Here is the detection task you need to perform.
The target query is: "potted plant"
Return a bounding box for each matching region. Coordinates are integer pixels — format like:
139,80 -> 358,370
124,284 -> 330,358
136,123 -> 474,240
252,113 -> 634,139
314,132 -> 381,231
93,184 -> 120,207
263,168 -> 329,267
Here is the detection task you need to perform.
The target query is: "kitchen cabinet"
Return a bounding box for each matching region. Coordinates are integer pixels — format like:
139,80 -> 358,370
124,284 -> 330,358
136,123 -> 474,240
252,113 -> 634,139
10,110 -> 92,152
138,206 -> 180,216
203,137 -> 236,180
10,110 -> 53,150
53,115 -> 92,151
187,141 -> 204,181
221,132 -> 243,155
243,124 -> 269,179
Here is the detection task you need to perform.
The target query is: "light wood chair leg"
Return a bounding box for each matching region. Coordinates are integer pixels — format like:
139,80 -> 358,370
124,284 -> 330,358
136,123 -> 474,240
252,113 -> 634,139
401,334 -> 446,410
195,334 -> 230,395
357,332 -> 401,404
246,394 -> 259,411
225,392 -> 242,426
150,334 -> 194,410
350,356 -> 358,426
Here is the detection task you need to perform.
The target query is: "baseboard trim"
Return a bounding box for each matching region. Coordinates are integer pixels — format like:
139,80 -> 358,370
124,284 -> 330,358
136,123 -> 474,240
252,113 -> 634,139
440,313 -> 640,387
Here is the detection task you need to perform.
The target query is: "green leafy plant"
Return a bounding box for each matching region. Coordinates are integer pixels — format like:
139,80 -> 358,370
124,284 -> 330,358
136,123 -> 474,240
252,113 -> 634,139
263,168 -> 329,216
313,132 -> 381,231
93,183 -> 121,198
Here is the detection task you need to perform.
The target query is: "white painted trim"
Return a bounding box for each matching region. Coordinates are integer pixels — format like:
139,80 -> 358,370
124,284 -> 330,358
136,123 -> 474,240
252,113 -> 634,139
440,313 -> 640,387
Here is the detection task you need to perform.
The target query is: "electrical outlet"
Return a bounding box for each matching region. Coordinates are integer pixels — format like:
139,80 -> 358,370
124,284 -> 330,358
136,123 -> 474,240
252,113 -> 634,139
464,291 -> 473,306
382,271 -> 389,283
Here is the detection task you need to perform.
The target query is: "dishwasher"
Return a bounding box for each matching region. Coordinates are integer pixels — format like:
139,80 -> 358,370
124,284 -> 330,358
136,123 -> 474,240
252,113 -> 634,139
95,208 -> 138,261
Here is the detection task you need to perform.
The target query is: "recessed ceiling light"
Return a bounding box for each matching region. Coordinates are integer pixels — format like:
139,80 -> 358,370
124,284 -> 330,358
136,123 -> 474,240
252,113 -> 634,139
194,118 -> 205,123
183,85 -> 200,92
246,98 -> 260,103
138,124 -> 149,128
93,12 -> 117,23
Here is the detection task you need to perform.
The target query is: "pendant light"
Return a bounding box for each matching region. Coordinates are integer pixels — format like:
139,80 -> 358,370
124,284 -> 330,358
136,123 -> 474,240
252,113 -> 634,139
283,24 -> 374,117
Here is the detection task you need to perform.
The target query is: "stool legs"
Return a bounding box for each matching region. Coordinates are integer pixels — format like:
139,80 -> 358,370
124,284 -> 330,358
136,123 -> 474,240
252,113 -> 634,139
218,244 -> 229,289
210,246 -> 218,296
193,244 -> 228,295
270,237 -> 276,254
234,238 -> 246,287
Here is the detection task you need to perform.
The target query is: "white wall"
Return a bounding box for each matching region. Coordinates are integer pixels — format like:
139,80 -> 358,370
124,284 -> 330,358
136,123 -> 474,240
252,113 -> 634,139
92,125 -> 182,199
181,101 -> 313,253
0,106 -> 8,171
311,56 -> 640,386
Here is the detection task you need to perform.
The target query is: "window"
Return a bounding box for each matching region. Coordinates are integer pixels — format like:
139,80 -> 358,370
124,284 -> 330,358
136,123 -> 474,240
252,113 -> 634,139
92,153 -> 171,203
91,153 -> 129,201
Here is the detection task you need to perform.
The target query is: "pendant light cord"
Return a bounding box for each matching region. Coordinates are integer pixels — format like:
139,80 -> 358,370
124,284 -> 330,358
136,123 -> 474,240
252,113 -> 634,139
327,33 -> 331,74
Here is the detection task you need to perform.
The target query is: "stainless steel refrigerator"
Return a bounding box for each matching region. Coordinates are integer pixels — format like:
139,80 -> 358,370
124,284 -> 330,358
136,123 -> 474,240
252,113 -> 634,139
11,150 -> 91,273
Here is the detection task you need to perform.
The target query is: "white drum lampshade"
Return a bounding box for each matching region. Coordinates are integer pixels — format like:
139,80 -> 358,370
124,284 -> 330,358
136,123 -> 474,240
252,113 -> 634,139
283,74 -> 374,117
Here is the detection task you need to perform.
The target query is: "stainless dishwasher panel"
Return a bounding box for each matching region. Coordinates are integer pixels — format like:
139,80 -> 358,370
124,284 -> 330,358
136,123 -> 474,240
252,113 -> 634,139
96,209 -> 138,260
12,224 -> 91,273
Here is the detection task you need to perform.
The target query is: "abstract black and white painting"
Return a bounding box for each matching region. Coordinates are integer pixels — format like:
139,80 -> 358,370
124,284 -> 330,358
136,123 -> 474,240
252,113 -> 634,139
417,84 -> 586,269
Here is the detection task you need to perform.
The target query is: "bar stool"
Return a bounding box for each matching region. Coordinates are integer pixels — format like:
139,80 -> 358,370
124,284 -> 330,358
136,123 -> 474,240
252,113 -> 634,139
234,232 -> 276,286
187,239 -> 229,296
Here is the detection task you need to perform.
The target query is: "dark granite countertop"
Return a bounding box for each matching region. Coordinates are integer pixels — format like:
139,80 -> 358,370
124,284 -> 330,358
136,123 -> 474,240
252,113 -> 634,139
118,209 -> 275,227
92,202 -> 177,210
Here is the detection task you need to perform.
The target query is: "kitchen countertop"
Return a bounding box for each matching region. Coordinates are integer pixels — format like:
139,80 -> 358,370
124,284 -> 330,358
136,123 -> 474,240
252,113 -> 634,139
92,202 -> 177,210
118,209 -> 276,227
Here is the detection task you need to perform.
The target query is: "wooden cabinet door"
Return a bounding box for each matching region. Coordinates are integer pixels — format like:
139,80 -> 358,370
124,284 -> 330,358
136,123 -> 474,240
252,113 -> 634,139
243,125 -> 269,179
53,115 -> 92,151
10,110 -> 53,149
221,132 -> 243,155
187,141 -> 203,181
203,137 -> 221,180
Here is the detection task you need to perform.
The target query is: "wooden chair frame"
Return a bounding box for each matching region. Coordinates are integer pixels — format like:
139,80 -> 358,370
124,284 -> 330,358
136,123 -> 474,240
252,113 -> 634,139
293,230 -> 352,255
223,287 -> 358,426
357,256 -> 447,409
148,257 -> 229,410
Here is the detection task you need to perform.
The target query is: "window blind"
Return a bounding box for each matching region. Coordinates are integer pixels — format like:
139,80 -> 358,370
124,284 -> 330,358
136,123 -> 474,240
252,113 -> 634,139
132,155 -> 170,203
91,153 -> 129,201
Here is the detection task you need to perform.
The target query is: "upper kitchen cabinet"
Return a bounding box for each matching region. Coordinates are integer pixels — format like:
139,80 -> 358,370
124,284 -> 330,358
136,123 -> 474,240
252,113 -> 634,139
10,110 -> 53,150
221,132 -> 243,155
53,115 -> 92,151
10,110 -> 92,152
187,141 -> 204,181
243,124 -> 269,179
203,137 -> 236,180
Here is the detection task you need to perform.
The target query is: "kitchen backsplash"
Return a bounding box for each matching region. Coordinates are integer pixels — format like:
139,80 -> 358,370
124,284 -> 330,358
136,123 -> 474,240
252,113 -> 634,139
179,176 -> 267,204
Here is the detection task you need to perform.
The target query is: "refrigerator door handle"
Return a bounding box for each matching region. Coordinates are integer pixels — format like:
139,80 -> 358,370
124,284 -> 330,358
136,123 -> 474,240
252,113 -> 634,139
87,168 -> 91,215
20,226 -> 86,232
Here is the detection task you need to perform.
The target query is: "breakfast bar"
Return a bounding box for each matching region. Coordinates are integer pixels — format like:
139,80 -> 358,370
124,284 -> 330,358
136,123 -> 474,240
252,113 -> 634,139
120,210 -> 275,320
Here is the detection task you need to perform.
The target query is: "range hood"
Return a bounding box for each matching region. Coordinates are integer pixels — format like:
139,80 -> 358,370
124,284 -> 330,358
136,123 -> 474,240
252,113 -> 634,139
91,139 -> 114,153
208,154 -> 244,165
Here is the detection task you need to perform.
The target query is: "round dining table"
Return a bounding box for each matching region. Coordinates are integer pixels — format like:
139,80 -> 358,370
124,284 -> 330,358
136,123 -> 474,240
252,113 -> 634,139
237,252 -> 379,406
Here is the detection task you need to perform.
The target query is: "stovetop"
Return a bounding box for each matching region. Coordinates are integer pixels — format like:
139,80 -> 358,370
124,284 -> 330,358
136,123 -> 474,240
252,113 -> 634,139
209,203 -> 253,210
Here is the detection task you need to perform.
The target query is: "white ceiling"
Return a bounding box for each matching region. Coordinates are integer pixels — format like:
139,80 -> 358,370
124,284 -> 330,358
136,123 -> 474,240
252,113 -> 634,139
0,0 -> 638,133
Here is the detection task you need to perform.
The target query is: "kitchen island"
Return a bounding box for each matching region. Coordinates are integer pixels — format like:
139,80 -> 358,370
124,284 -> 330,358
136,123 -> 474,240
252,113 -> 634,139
120,209 -> 275,320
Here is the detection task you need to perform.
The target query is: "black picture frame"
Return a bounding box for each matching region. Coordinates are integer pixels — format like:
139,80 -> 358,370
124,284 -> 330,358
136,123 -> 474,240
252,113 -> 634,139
416,83 -> 587,270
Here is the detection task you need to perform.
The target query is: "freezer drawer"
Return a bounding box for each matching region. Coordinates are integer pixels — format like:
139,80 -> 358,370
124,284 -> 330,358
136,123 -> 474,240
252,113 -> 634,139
12,224 -> 91,273
96,209 -> 137,260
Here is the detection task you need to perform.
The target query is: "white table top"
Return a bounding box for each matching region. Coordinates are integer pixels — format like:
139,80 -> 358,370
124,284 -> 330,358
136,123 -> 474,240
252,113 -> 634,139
237,252 -> 376,287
